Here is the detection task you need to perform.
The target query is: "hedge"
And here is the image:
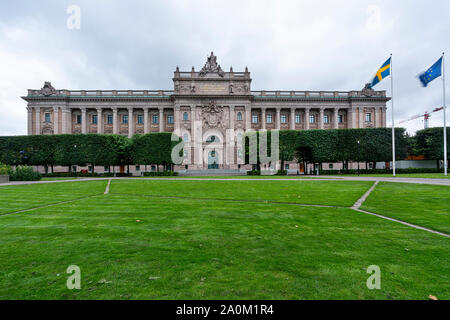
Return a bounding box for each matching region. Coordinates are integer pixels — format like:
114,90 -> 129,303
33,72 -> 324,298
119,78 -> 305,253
244,128 -> 409,167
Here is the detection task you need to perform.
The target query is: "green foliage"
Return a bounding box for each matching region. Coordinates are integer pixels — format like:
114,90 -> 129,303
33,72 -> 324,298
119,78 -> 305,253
245,128 -> 409,164
0,163 -> 9,175
275,170 -> 288,176
8,166 -> 41,181
414,127 -> 450,160
246,170 -> 261,176
320,168 -> 445,175
143,171 -> 178,176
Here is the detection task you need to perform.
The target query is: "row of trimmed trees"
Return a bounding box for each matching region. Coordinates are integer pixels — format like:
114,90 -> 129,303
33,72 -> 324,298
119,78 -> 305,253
0,128 -> 448,172
0,133 -> 180,173
244,128 -> 410,171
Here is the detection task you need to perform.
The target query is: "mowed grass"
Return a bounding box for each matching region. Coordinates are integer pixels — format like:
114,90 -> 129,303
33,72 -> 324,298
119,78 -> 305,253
361,182 -> 450,234
110,180 -> 372,207
0,179 -> 448,300
333,173 -> 450,179
0,181 -> 107,214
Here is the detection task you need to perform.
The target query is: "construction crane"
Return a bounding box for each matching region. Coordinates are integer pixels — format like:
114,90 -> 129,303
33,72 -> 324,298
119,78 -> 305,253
396,107 -> 444,129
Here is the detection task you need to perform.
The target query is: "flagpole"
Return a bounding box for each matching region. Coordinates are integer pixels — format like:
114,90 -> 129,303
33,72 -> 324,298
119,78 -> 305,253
443,52 -> 447,176
390,53 -> 396,176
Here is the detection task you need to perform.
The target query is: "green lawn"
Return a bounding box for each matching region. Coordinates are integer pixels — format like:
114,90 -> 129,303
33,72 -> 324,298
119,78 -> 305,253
329,173 -> 450,179
0,179 -> 448,300
110,180 -> 372,207
0,181 -> 107,214
361,182 -> 450,234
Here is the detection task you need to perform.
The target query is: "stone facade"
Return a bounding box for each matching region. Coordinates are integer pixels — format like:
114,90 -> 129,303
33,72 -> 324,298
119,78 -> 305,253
22,53 -> 390,173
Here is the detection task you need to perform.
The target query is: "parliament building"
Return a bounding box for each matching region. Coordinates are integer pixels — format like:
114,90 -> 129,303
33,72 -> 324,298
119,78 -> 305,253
23,53 -> 390,174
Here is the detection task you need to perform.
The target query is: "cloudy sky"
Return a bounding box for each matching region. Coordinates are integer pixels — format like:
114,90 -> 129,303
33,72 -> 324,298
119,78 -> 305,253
1,0 -> 449,135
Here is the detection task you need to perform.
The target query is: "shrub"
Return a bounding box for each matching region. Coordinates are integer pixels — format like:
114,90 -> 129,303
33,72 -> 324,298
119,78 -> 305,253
143,171 -> 178,176
247,170 -> 261,176
275,170 -> 288,176
0,163 -> 10,175
8,166 -> 41,181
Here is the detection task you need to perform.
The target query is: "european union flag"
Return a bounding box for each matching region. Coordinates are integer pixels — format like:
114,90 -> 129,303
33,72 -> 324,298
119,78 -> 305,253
370,57 -> 391,88
418,57 -> 442,87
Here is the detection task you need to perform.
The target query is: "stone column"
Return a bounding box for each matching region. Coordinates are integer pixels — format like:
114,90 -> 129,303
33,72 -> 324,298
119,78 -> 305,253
245,106 -> 251,130
61,109 -> 68,133
290,108 -> 295,130
53,107 -> 59,134
305,108 -> 310,130
81,108 -> 87,134
229,106 -> 235,166
159,107 -> 164,132
27,107 -> 32,135
261,107 -> 266,130
275,107 -> 281,130
191,106 -> 198,167
143,108 -> 149,134
174,106 -> 181,133
35,107 -> 41,135
382,107 -> 387,127
359,107 -> 364,128
333,108 -> 339,129
319,108 -> 324,129
97,108 -> 103,134
128,107 -> 134,138
113,108 -> 118,134
374,107 -> 379,128
348,107 -> 356,128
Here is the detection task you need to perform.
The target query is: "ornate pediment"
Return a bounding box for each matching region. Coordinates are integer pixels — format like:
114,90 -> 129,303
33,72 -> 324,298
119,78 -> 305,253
201,101 -> 226,128
38,82 -> 57,96
199,52 -> 224,77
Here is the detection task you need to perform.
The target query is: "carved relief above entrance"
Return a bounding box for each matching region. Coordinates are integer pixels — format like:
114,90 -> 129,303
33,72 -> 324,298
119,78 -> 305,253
201,101 -> 228,129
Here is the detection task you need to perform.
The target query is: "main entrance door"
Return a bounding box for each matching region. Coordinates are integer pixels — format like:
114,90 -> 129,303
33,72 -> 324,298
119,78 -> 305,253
208,150 -> 219,169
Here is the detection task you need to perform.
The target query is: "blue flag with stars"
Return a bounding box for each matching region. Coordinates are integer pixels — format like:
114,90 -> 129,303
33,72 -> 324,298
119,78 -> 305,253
418,57 -> 442,87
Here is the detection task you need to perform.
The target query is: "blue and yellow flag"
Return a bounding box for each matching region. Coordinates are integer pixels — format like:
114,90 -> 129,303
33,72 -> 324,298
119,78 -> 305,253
369,57 -> 391,88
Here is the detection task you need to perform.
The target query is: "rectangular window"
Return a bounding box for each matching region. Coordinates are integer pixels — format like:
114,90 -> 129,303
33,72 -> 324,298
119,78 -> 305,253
152,114 -> 159,124
295,114 -> 301,124
285,164 -> 289,170
104,166 -> 109,171
45,113 -> 51,123
309,115 -> 315,123
122,115 -> 128,124
92,115 -> 98,124
252,114 -> 258,123
76,115 -> 82,124
281,114 -> 287,124
136,165 -> 140,171
151,165 -> 156,172
366,112 -> 372,122
137,115 -> 143,124
324,115 -> 329,124
338,114 -> 343,123
329,163 -> 333,169
183,112 -> 189,121
167,115 -> 174,124
266,114 -> 272,123
107,114 -> 113,124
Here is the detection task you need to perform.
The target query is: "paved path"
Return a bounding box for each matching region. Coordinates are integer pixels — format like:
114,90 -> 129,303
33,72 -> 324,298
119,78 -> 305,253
1,176 -> 449,186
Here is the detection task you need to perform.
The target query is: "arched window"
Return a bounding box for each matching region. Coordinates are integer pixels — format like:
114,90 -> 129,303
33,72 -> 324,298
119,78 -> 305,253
206,135 -> 219,143
237,112 -> 243,121
183,112 -> 189,121
183,133 -> 189,143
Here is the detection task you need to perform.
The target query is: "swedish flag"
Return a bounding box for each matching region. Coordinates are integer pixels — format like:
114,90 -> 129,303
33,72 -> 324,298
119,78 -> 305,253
369,57 -> 391,88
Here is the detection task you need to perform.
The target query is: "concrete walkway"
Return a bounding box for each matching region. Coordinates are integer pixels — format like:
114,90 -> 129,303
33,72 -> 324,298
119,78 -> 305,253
1,175 -> 450,186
